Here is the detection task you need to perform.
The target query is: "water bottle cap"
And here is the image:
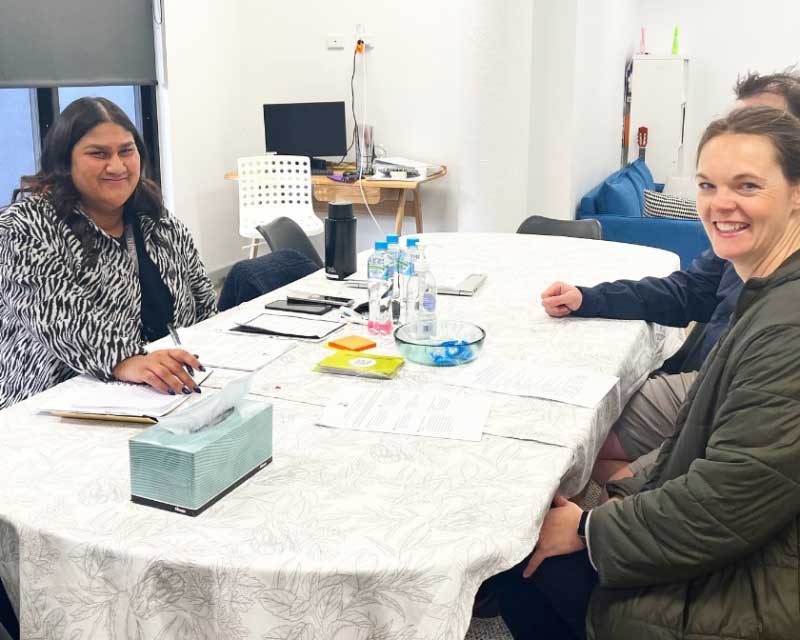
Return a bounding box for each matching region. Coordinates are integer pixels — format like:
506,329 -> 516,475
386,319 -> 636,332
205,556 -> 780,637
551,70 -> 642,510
406,238 -> 419,247
386,234 -> 400,243
374,241 -> 388,250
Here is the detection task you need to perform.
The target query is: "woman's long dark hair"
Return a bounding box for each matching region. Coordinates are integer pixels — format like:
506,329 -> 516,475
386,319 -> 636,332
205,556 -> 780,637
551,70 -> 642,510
11,97 -> 164,265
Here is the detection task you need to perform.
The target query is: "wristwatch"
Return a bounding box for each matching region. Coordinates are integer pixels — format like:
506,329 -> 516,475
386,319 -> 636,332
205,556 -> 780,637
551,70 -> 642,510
577,510 -> 589,544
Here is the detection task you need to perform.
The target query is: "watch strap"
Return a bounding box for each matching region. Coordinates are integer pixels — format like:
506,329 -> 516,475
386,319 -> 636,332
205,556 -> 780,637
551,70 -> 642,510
577,509 -> 589,541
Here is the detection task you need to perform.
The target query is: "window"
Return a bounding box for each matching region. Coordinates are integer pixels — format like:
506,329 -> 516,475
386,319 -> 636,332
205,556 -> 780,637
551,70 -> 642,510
0,89 -> 37,205
59,86 -> 138,125
0,85 -> 160,206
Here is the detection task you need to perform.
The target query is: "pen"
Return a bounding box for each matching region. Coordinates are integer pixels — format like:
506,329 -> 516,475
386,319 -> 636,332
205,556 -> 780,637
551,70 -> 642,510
166,323 -> 195,377
340,307 -> 368,325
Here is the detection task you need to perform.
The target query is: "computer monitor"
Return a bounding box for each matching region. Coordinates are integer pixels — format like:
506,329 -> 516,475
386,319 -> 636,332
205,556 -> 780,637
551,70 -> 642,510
263,101 -> 347,169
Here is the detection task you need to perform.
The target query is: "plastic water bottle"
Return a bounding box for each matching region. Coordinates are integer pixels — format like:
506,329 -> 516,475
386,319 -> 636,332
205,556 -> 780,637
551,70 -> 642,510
414,251 -> 437,338
368,241 -> 392,335
386,234 -> 401,323
398,238 -> 420,324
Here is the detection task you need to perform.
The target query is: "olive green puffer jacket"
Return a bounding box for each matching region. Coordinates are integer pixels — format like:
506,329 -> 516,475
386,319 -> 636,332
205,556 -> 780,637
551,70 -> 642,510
587,250 -> 800,640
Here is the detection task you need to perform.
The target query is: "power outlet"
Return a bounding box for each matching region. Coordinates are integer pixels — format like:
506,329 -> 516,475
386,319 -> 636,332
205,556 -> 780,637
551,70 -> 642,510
326,34 -> 345,50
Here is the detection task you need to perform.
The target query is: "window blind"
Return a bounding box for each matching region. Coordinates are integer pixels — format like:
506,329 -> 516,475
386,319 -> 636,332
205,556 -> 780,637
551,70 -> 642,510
0,0 -> 156,88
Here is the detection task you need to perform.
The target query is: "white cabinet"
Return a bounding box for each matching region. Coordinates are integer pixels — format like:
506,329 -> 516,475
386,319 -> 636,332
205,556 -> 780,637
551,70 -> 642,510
627,55 -> 689,182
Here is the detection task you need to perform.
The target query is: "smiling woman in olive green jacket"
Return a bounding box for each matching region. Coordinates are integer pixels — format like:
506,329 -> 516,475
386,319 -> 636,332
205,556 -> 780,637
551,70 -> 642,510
495,106 -> 800,640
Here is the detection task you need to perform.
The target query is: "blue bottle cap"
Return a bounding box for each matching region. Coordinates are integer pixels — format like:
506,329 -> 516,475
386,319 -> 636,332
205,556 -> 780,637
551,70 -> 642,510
386,234 -> 400,243
375,241 -> 388,250
406,238 -> 419,247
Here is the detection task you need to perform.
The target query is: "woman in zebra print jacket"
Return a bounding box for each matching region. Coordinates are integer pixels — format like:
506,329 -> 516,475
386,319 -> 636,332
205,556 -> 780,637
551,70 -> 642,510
0,98 -> 217,409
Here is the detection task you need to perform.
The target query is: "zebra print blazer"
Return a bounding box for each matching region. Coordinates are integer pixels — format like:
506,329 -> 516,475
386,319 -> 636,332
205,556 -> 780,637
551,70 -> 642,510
0,196 -> 217,409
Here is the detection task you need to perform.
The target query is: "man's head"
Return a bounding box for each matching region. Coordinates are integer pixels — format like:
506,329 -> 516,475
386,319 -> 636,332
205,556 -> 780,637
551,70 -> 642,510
734,68 -> 800,119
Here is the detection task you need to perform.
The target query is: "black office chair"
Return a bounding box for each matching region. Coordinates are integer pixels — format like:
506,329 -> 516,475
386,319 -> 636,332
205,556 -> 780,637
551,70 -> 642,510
257,217 -> 324,269
516,215 -> 603,240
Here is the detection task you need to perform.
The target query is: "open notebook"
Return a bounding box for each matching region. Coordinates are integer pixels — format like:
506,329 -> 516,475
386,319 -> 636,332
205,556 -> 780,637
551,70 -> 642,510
41,369 -> 213,424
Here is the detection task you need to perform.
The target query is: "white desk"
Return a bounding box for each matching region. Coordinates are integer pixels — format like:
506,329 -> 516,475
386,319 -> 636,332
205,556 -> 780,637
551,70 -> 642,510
0,233 -> 682,639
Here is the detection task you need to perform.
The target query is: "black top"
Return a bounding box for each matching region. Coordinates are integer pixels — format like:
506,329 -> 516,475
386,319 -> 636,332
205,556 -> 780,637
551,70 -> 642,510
117,211 -> 175,341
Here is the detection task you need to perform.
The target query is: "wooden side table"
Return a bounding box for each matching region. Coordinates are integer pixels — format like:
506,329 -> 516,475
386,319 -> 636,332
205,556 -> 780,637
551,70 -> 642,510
225,166 -> 447,236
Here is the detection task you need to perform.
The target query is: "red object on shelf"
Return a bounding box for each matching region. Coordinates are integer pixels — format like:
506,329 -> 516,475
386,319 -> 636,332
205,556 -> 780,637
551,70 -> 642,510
637,126 -> 648,148
637,126 -> 648,161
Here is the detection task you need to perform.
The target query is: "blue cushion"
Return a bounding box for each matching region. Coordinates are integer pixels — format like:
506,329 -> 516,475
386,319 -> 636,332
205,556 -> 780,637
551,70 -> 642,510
597,172 -> 641,217
625,166 -> 646,209
628,159 -> 655,191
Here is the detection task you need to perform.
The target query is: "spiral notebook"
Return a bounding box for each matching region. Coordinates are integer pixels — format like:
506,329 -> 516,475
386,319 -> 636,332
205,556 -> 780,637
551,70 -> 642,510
41,370 -> 213,423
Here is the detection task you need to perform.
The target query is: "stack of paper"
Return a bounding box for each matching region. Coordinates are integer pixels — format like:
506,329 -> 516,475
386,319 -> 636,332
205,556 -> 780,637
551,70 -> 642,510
317,388 -> 488,441
148,328 -> 294,372
41,370 -> 213,423
444,357 -> 619,408
373,157 -> 441,178
314,351 -> 404,379
343,272 -> 486,297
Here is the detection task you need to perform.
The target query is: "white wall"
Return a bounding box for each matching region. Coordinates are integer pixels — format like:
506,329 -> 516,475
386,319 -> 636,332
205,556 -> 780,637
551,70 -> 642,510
571,0 -> 637,207
157,0 -> 537,274
528,0 -> 579,220
155,1 -> 243,275
528,0 -> 636,220
156,0 -> 643,271
637,0 -> 800,173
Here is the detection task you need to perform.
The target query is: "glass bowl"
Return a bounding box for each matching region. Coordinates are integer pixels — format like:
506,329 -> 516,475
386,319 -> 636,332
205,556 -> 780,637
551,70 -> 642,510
394,320 -> 485,366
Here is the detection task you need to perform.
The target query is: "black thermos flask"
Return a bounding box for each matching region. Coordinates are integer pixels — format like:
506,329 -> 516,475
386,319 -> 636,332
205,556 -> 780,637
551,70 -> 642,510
324,201 -> 357,280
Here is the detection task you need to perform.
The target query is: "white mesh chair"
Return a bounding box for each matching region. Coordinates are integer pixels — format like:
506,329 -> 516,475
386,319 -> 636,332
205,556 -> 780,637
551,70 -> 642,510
236,155 -> 324,258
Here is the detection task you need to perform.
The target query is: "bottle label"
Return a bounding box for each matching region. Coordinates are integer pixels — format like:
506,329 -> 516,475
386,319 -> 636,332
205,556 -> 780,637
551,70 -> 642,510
398,258 -> 414,276
422,292 -> 436,312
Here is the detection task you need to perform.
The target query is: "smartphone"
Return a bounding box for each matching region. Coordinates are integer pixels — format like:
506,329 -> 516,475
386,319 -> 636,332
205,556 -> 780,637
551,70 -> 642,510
264,299 -> 333,315
285,292 -> 355,307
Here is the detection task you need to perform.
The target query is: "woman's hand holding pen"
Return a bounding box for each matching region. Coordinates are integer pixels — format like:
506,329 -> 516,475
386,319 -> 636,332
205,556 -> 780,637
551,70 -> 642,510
113,350 -> 204,396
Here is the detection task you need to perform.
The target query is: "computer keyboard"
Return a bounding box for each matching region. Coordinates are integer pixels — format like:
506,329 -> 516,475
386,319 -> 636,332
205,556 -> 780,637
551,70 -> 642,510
310,168 -> 334,176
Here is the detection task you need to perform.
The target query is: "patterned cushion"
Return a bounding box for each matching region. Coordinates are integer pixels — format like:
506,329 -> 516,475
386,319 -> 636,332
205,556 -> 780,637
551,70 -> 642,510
642,189 -> 698,220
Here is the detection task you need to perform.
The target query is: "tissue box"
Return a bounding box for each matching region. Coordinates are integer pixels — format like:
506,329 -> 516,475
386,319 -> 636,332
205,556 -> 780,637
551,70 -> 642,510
129,399 -> 273,516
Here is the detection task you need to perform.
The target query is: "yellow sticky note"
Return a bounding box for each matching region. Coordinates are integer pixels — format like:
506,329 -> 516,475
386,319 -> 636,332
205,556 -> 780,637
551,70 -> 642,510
327,335 -> 377,352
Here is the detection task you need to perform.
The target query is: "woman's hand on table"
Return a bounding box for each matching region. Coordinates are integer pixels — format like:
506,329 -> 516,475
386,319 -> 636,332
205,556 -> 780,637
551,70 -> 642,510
541,282 -> 583,317
113,349 -> 204,395
523,496 -> 585,578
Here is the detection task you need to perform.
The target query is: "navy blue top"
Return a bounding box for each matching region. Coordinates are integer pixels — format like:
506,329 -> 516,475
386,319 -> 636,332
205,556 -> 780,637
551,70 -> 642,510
573,250 -> 743,373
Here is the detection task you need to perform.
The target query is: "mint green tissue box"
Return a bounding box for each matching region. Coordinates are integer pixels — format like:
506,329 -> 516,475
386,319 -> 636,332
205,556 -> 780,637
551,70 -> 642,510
129,399 -> 273,516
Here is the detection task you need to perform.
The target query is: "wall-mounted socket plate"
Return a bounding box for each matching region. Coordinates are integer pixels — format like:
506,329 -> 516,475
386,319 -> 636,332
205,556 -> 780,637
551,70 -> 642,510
327,34 -> 345,50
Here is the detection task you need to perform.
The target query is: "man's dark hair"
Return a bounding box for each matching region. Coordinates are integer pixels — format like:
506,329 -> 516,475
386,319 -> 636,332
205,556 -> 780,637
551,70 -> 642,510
734,67 -> 800,119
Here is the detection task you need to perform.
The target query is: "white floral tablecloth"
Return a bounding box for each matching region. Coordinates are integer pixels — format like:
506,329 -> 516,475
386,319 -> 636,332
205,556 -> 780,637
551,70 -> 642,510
0,233 -> 683,639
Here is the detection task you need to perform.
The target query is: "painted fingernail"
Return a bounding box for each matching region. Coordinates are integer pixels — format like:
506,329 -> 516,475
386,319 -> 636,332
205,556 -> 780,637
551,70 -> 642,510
182,386 -> 191,394
194,386 -> 202,393
199,365 -> 207,372
168,389 -> 176,396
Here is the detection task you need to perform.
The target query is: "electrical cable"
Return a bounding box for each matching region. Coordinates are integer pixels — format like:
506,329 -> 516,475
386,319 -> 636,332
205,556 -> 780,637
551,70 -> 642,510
153,0 -> 163,25
336,47 -> 359,166
356,39 -> 383,234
